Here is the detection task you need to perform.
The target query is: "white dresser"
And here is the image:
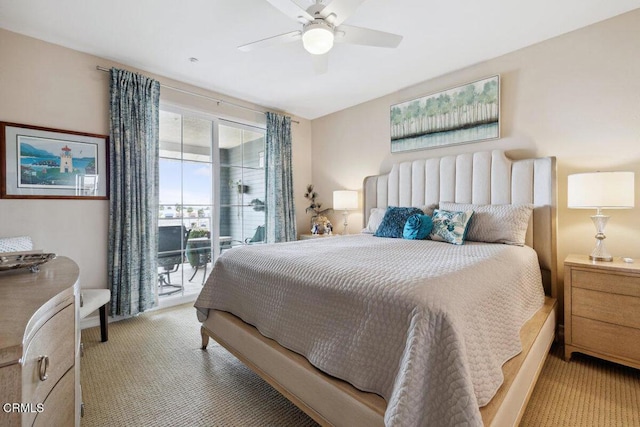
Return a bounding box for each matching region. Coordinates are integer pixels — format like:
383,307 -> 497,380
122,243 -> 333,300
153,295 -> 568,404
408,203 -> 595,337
0,256 -> 81,426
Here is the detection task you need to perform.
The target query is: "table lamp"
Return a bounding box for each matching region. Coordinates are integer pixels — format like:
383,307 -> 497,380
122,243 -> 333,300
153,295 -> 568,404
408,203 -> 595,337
568,171 -> 634,261
333,190 -> 358,235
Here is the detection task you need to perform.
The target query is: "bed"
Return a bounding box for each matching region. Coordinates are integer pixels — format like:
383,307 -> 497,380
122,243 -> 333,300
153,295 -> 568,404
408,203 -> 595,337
195,149 -> 557,426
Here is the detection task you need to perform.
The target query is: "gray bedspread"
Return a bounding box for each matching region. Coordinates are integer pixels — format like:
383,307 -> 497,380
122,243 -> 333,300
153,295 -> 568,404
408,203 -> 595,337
195,234 -> 544,426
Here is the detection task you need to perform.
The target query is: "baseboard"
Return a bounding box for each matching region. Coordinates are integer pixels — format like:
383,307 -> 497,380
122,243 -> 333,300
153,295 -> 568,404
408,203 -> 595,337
80,315 -> 102,330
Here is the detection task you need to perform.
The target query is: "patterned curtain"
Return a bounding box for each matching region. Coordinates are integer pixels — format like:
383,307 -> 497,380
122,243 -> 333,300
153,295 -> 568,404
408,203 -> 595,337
108,68 -> 160,316
265,112 -> 297,243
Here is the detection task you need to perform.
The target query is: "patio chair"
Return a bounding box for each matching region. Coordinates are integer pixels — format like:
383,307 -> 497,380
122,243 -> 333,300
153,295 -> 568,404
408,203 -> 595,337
246,225 -> 265,244
220,225 -> 266,254
186,232 -> 212,285
158,225 -> 189,295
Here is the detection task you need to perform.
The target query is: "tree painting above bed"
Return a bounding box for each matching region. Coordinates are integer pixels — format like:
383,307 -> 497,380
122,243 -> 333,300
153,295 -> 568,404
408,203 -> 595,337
390,75 -> 500,153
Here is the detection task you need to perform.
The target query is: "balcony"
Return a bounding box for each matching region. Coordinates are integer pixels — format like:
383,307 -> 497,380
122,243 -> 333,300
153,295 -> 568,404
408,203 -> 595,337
157,230 -> 261,299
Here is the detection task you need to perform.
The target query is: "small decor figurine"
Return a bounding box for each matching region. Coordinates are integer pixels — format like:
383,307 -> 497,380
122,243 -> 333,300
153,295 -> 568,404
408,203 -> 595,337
325,221 -> 333,235
304,184 -> 332,234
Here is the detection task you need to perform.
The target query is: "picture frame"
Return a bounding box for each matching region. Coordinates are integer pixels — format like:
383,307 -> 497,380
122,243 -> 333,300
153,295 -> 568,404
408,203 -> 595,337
0,122 -> 109,199
390,75 -> 500,153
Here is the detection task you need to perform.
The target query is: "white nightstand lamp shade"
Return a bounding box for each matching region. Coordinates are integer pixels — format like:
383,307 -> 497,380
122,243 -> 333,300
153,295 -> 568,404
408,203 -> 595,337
333,190 -> 358,235
568,171 -> 635,261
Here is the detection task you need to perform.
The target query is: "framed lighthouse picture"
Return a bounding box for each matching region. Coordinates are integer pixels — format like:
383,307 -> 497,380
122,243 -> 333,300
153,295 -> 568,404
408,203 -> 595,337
0,122 -> 109,199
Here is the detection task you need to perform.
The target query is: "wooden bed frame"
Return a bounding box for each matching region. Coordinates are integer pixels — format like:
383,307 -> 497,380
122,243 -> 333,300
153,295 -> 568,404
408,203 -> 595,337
200,150 -> 558,426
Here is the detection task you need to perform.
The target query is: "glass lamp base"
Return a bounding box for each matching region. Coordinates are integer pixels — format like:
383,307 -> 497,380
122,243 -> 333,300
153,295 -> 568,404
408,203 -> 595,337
589,253 -> 613,262
589,213 -> 613,262
341,211 -> 349,235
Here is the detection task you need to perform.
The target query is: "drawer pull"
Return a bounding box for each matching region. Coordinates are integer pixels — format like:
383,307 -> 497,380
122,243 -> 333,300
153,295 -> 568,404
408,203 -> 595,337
38,355 -> 49,381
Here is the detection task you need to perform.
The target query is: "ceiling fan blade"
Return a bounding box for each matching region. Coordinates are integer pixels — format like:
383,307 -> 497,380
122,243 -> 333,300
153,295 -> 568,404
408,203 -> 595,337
238,31 -> 302,52
312,53 -> 329,74
265,0 -> 314,23
335,25 -> 402,48
320,0 -> 367,26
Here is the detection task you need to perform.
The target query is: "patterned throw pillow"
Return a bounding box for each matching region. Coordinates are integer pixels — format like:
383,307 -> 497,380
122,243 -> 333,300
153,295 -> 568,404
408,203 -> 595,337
402,214 -> 433,240
429,209 -> 474,245
374,207 -> 424,238
439,202 -> 533,246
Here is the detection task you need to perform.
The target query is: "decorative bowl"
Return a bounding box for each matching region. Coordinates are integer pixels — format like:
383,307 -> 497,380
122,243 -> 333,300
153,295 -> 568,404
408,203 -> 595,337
0,252 -> 57,273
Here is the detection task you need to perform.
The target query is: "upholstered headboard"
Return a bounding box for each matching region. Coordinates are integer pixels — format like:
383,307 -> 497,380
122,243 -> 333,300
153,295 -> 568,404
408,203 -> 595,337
363,150 -> 557,297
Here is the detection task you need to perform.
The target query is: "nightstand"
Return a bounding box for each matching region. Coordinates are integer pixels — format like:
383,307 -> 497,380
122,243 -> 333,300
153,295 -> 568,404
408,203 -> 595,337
564,254 -> 640,369
299,234 -> 338,240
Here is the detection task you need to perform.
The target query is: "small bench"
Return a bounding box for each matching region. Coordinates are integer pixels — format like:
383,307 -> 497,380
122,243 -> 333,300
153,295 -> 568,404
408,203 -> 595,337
80,289 -> 110,342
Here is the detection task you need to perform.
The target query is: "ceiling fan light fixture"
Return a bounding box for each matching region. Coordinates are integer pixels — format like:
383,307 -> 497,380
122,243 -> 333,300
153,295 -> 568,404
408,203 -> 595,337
302,22 -> 334,55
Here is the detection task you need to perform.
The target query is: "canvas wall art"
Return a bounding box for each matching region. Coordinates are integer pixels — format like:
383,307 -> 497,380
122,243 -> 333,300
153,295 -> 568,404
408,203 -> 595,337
390,75 -> 500,153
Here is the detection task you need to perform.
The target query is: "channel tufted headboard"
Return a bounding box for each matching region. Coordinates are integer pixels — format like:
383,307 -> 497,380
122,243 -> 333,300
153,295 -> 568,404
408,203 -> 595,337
363,150 -> 557,297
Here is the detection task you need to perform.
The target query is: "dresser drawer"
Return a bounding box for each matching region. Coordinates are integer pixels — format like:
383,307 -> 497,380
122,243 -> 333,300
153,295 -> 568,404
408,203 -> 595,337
32,367 -> 75,427
572,269 -> 640,297
572,287 -> 640,329
572,316 -> 640,362
21,303 -> 75,425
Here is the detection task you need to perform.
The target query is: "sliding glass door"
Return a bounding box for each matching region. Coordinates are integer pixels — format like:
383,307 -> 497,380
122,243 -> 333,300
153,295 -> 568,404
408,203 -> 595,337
219,121 -> 266,251
157,108 -> 265,299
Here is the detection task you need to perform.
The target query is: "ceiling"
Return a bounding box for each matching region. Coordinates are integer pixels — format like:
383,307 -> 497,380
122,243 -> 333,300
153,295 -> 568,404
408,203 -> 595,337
0,0 -> 638,120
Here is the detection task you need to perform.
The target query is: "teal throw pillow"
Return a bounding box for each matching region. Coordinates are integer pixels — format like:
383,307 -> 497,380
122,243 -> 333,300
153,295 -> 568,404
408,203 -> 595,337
403,214 -> 433,240
374,207 -> 424,238
430,209 -> 474,245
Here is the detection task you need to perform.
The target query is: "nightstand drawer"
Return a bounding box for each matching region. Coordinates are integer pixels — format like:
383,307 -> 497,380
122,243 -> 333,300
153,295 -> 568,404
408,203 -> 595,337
572,269 -> 640,297
572,287 -> 640,329
572,316 -> 640,362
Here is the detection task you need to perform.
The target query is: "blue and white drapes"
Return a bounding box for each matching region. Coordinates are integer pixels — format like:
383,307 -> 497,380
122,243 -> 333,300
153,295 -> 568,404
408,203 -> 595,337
265,112 -> 297,243
108,68 -> 160,316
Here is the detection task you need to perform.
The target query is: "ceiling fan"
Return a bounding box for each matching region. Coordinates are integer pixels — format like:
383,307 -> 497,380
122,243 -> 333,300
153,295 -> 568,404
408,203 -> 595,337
238,0 -> 403,73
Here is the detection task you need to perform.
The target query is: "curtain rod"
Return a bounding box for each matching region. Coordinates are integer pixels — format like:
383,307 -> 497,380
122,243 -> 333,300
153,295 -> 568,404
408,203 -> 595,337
96,66 -> 299,124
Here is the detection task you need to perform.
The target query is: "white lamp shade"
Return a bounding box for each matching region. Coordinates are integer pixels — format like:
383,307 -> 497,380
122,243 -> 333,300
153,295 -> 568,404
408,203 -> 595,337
333,190 -> 358,210
568,171 -> 635,209
302,23 -> 334,55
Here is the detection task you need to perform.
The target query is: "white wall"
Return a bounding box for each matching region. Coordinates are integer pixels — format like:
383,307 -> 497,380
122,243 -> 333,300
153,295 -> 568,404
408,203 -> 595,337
310,10 -> 640,311
0,28 -> 312,290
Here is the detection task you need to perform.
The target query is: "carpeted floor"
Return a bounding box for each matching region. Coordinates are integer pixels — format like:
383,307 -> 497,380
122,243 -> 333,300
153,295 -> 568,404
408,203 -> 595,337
80,303 -> 640,427
520,342 -> 640,426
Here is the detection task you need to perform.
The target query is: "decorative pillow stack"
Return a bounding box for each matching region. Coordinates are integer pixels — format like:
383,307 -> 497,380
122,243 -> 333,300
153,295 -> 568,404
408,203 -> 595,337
429,209 -> 474,245
374,207 -> 424,238
439,202 -> 533,246
363,202 -> 533,246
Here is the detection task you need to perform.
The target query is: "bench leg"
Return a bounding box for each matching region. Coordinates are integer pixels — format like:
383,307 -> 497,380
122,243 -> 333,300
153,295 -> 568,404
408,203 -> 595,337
99,303 -> 109,342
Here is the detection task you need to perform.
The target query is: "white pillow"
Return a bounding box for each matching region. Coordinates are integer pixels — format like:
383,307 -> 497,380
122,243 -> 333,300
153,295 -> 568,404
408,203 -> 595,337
439,202 -> 533,246
0,236 -> 34,253
362,208 -> 387,234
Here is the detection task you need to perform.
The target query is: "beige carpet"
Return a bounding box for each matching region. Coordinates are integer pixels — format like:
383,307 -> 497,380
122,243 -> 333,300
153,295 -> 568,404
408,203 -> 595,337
520,343 -> 640,426
80,304 -> 317,427
81,304 -> 640,427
